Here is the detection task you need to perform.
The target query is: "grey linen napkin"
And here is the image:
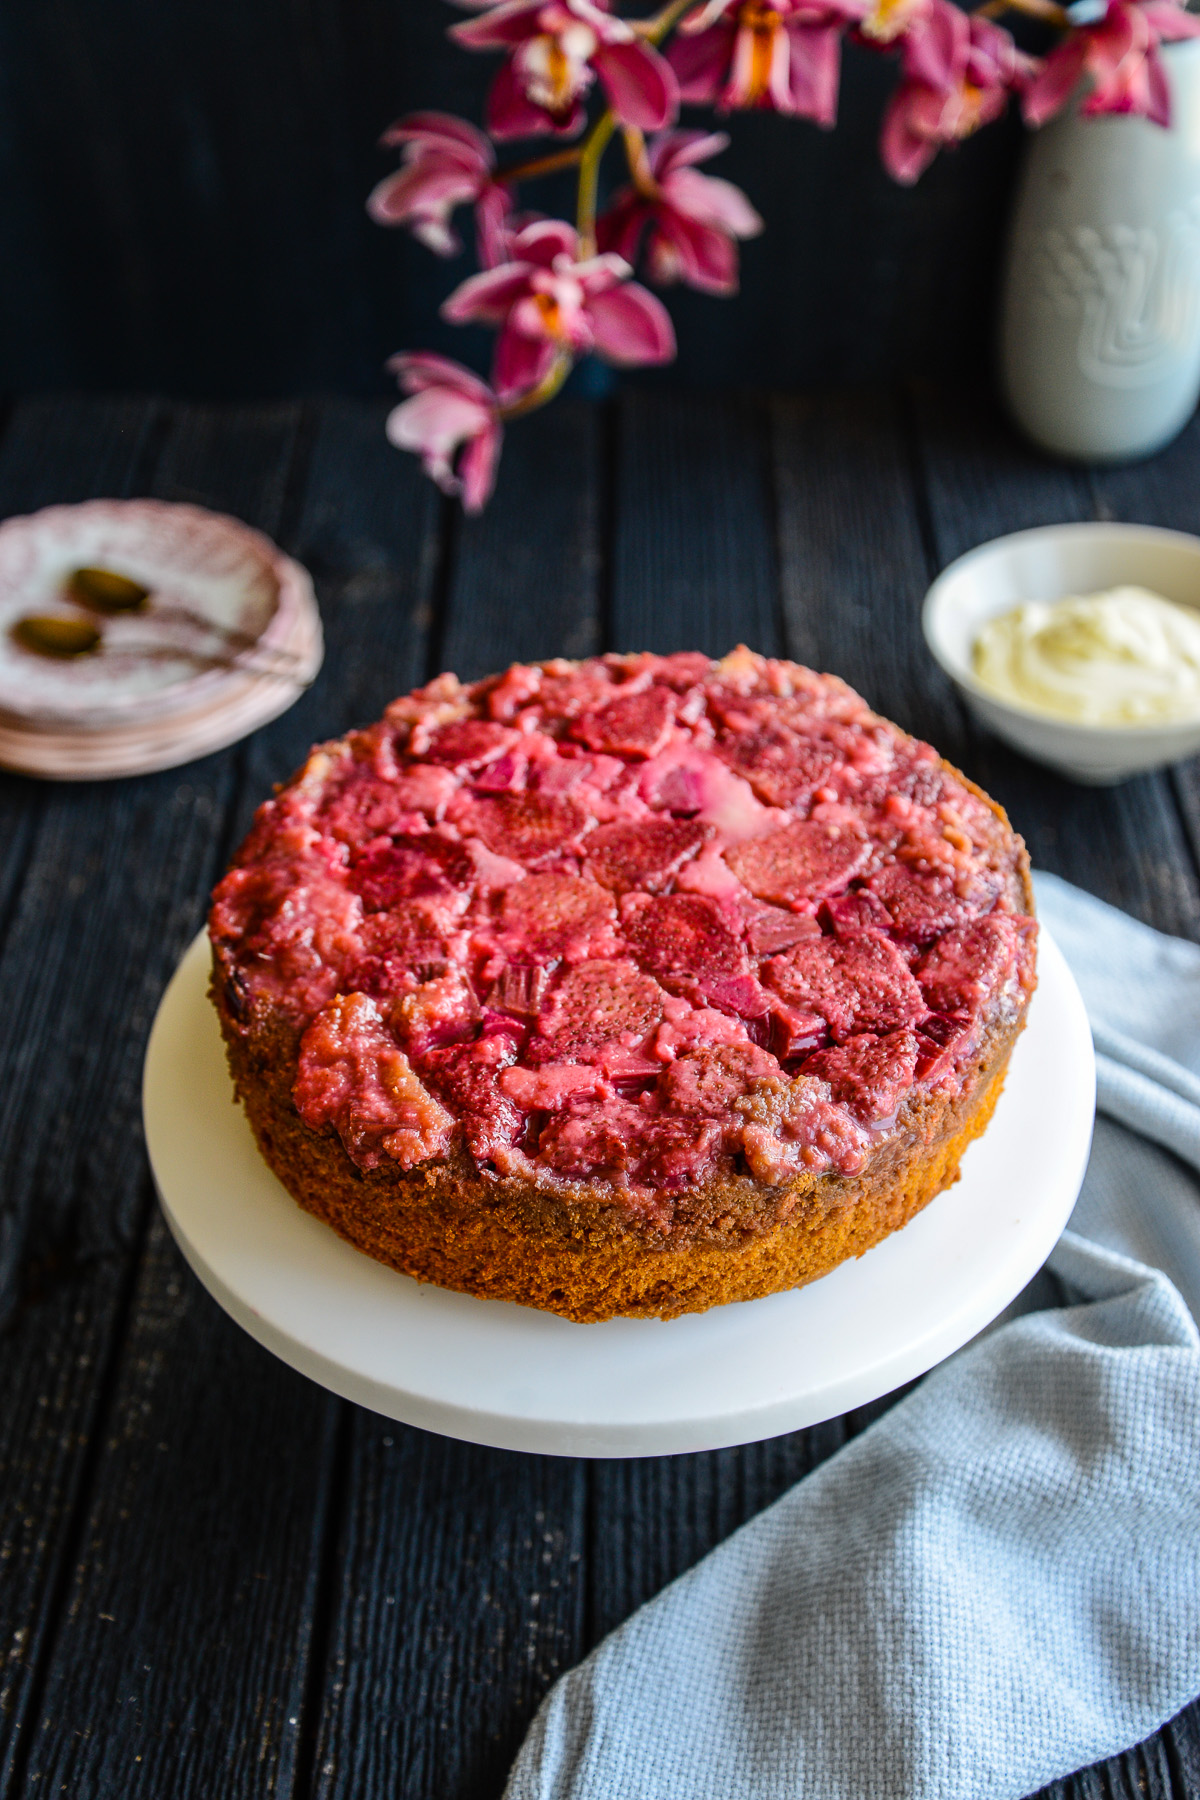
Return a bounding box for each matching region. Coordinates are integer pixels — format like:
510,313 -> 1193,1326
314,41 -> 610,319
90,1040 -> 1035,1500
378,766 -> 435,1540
504,872 -> 1200,1800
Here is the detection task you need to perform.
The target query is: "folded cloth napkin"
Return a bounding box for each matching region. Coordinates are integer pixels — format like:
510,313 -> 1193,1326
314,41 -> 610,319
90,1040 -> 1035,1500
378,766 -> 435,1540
504,873 -> 1200,1800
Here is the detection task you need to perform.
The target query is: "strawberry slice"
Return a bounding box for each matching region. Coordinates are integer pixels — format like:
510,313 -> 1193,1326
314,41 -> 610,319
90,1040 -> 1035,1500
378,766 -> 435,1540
458,792 -> 591,865
584,818 -> 709,894
867,864 -> 1003,944
725,820 -> 871,907
531,958 -> 665,1061
498,873 -> 616,958
763,931 -> 925,1042
423,719 -> 518,768
714,723 -> 840,808
624,894 -> 747,986
348,833 -> 473,912
572,685 -> 674,758
801,1029 -> 919,1123
916,913 -> 1025,1013
348,908 -> 452,998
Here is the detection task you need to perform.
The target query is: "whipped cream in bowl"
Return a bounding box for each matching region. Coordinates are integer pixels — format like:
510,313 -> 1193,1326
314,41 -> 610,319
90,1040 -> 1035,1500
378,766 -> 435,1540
921,522 -> 1200,784
971,586 -> 1200,727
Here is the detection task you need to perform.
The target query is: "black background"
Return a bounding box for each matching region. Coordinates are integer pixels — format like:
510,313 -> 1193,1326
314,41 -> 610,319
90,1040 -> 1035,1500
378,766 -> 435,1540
0,0 -> 1032,397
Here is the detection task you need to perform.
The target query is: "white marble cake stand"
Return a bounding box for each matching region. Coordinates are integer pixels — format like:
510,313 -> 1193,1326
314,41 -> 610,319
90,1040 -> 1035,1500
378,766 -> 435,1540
144,928 -> 1095,1458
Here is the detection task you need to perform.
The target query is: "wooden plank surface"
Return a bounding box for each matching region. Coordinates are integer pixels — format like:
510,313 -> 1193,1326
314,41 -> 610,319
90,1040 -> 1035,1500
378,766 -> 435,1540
0,390 -> 1196,1800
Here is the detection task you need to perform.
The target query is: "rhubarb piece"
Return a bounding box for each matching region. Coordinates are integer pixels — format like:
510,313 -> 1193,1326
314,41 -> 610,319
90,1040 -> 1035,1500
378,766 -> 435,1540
531,958 -> 665,1062
764,931 -> 926,1042
725,819 -> 871,907
294,993 -> 454,1171
393,967 -> 478,1056
624,893 -> 747,986
743,902 -> 822,955
425,1037 -> 525,1162
913,1013 -> 975,1082
458,791 -> 591,863
572,684 -> 674,758
498,872 -> 617,959
487,962 -> 553,1017
735,1074 -> 872,1179
801,1029 -> 920,1124
821,888 -> 894,941
584,817 -> 709,894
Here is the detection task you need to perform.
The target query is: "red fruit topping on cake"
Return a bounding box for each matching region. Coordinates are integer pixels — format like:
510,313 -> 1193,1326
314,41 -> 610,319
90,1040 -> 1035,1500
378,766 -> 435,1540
736,1075 -> 873,1181
764,932 -> 925,1043
743,903 -> 822,955
348,909 -> 454,998
801,1029 -> 920,1123
213,648 -> 1034,1212
424,1038 -> 525,1163
423,719 -> 520,767
487,962 -> 553,1017
294,993 -> 454,1171
916,914 -> 1034,1015
584,818 -> 709,894
715,723 -> 841,808
660,1043 -> 780,1115
458,792 -> 591,864
725,820 -> 872,907
572,685 -> 674,758
623,893 -> 747,987
821,888 -> 894,941
349,834 -> 474,913
867,863 -> 1003,943
531,959 -> 665,1062
497,873 -> 617,960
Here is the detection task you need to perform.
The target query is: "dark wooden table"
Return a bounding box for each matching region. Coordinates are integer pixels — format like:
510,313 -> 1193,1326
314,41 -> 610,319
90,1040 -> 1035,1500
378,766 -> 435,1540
1,386 -> 1199,1800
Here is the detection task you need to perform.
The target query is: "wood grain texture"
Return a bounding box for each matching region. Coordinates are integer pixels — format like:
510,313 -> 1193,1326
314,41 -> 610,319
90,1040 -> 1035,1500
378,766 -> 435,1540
439,400 -> 602,684
0,401 -> 339,1800
311,1425 -> 586,1800
0,392 -> 1197,1800
611,389 -> 780,660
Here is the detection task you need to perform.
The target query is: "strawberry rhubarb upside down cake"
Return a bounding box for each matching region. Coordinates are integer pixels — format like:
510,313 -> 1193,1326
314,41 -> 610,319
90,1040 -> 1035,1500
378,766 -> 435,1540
209,647 -> 1037,1322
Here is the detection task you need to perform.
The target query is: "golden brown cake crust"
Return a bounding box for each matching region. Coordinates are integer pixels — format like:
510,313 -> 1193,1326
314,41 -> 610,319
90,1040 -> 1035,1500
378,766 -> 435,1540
210,763 -> 1034,1323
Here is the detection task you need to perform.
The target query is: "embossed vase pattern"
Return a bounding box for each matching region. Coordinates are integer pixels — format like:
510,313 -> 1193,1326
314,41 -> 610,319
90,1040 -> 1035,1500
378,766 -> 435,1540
1000,40 -> 1200,461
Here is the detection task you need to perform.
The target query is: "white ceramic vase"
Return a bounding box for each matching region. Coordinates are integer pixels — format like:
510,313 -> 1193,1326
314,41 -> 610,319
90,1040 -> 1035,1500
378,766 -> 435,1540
1000,40 -> 1200,462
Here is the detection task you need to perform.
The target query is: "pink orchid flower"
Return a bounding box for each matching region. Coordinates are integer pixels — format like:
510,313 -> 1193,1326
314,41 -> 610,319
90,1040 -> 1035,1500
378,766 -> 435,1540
597,130 -> 763,296
879,0 -> 1027,183
442,218 -> 677,401
367,113 -> 511,265
668,0 -> 869,127
386,354 -> 503,514
1023,0 -> 1200,129
450,0 -> 679,140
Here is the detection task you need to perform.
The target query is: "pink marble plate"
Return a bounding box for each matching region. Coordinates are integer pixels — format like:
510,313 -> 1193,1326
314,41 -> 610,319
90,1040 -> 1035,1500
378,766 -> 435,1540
0,500 -> 307,730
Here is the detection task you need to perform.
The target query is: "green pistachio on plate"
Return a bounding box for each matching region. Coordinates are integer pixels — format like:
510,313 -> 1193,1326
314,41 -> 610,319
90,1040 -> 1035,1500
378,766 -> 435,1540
66,566 -> 152,613
11,614 -> 103,658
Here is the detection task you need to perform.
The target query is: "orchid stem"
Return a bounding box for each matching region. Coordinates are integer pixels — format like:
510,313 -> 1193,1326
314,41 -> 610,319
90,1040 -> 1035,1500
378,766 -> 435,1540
500,145 -> 585,184
499,353 -> 574,420
622,126 -> 657,198
636,0 -> 697,42
576,111 -> 617,258
975,0 -> 1070,22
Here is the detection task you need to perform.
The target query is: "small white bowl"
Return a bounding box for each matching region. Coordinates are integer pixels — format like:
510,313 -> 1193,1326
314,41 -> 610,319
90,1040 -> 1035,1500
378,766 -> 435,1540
922,521 -> 1200,785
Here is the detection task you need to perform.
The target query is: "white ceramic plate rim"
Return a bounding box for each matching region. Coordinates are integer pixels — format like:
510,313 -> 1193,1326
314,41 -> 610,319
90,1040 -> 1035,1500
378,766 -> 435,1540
922,520 -> 1200,737
143,927 -> 1094,1458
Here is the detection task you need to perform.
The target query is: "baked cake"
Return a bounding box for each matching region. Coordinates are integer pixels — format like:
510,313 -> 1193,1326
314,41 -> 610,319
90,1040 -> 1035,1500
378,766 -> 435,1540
209,647 -> 1036,1322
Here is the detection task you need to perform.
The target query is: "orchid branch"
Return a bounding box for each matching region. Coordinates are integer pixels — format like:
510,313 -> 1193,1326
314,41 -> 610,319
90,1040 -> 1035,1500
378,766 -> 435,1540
576,111 -> 618,257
